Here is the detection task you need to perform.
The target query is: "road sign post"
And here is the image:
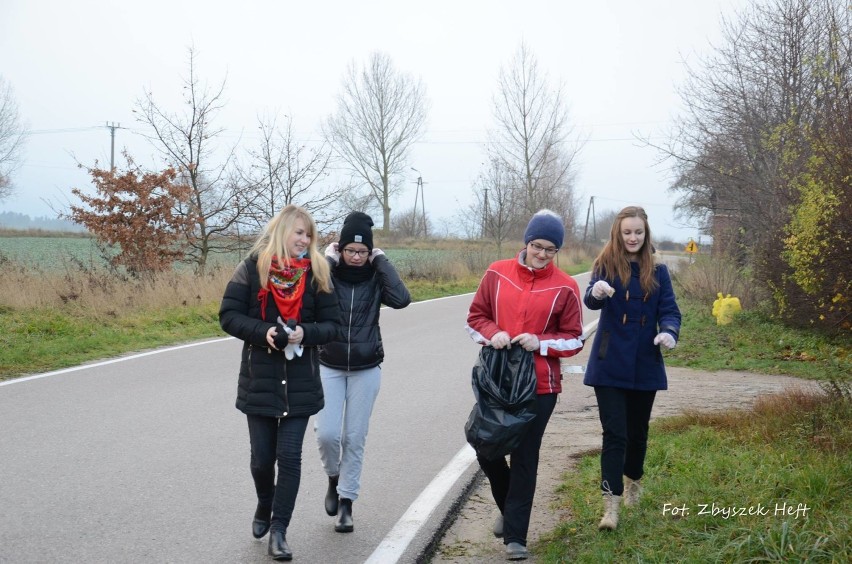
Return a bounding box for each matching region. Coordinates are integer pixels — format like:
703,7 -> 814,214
685,239 -> 698,263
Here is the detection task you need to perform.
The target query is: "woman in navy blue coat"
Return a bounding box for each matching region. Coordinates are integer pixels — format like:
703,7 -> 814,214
583,206 -> 681,531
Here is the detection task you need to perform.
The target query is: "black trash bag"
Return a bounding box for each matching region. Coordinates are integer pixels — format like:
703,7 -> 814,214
464,346 -> 538,461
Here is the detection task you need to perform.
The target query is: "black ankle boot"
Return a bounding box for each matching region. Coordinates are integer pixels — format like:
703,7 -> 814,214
252,504 -> 272,539
335,497 -> 354,533
268,530 -> 293,561
325,475 -> 339,516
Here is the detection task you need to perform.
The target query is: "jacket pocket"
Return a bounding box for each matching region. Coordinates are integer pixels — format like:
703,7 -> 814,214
597,331 -> 610,360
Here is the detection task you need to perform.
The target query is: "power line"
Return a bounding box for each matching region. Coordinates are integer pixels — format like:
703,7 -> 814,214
591,195 -> 674,208
24,124 -> 667,145
24,126 -> 103,135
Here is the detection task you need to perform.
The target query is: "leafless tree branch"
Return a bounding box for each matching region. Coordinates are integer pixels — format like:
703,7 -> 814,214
325,52 -> 429,232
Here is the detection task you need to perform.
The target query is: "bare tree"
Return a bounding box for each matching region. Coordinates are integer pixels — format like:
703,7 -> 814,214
663,0 -> 851,254
465,157 -> 516,254
236,112 -> 346,233
0,76 -> 26,201
488,42 -> 582,237
660,0 -> 851,332
325,52 -> 429,233
334,187 -> 382,229
392,206 -> 432,238
133,47 -> 240,271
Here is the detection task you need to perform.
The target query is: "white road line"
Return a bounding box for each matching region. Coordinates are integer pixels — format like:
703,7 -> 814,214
364,445 -> 477,564
0,337 -> 233,387
3,287 -> 600,562
581,318 -> 599,341
366,317 -> 599,563
1,295 -> 479,388
2,279 -> 587,387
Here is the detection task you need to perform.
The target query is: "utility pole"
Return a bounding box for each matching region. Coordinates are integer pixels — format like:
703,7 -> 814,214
105,122 -> 122,171
482,187 -> 489,239
582,196 -> 597,244
411,167 -> 427,238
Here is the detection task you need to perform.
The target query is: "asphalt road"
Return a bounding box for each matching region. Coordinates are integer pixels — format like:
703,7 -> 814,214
0,272 -> 596,564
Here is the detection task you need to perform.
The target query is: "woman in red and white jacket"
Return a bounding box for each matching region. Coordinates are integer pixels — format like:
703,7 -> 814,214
465,209 -> 584,561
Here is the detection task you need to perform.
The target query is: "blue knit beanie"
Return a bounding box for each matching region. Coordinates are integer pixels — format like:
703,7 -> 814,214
524,210 -> 564,249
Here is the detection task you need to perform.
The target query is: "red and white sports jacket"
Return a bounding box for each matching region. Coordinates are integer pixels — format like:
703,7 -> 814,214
465,252 -> 584,394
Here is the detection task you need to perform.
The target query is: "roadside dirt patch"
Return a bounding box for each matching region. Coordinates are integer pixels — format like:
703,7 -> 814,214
430,352 -> 815,563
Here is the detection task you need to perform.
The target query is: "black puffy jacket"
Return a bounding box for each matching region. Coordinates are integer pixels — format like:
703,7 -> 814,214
319,254 -> 411,371
219,256 -> 340,418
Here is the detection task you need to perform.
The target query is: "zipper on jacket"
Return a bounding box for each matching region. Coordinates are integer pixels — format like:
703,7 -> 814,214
280,358 -> 290,418
346,286 -> 355,371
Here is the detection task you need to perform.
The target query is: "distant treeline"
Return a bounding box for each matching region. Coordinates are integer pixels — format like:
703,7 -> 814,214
0,212 -> 88,234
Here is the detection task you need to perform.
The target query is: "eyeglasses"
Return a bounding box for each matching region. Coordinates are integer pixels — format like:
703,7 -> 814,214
343,248 -> 370,258
528,242 -> 559,256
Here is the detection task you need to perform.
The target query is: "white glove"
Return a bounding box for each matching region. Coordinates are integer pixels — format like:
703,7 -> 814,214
282,332 -> 304,360
324,242 -> 340,264
489,331 -> 511,349
277,316 -> 304,360
369,248 -> 385,263
591,280 -> 614,299
511,333 -> 540,352
653,333 -> 676,350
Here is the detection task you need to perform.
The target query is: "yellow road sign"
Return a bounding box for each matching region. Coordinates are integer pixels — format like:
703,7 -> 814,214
685,240 -> 698,253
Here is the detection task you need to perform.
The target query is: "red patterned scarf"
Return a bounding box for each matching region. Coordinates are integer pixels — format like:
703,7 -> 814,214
258,256 -> 311,322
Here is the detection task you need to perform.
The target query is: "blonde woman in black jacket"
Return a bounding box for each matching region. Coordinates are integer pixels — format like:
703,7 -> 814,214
314,212 -> 411,533
219,205 -> 339,561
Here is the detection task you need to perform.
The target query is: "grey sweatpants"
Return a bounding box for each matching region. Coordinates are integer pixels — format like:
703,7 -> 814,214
314,365 -> 381,501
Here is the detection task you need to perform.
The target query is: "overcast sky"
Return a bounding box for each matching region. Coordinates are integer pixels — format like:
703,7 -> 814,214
1,0 -> 749,241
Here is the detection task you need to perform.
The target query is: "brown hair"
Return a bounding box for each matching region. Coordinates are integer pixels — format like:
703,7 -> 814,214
591,206 -> 658,295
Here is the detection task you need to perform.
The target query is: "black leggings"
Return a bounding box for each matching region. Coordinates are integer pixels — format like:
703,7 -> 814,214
246,414 -> 309,533
594,386 -> 656,496
477,393 -> 557,547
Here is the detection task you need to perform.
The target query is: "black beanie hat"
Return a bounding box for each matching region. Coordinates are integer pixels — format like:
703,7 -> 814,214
338,212 -> 374,251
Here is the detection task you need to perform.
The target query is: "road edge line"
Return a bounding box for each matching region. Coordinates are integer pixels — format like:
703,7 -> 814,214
366,318 -> 599,563
364,445 -> 477,564
0,337 -> 234,387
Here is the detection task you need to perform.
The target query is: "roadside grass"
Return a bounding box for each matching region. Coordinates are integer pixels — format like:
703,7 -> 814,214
0,304 -> 224,377
665,297 -> 850,381
4,235 -> 851,561
0,283 -> 480,379
3,239 -> 843,382
537,386 -> 851,562
0,249 -> 589,380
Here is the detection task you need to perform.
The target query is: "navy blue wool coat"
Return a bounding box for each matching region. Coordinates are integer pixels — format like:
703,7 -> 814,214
583,262 -> 681,391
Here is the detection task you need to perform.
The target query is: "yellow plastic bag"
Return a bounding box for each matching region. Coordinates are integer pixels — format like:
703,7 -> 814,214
712,293 -> 742,325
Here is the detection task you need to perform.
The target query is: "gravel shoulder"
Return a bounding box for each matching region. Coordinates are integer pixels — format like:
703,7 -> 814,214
429,346 -> 815,563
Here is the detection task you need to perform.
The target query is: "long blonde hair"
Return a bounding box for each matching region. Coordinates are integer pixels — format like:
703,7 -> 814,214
250,205 -> 332,293
592,206 -> 658,295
